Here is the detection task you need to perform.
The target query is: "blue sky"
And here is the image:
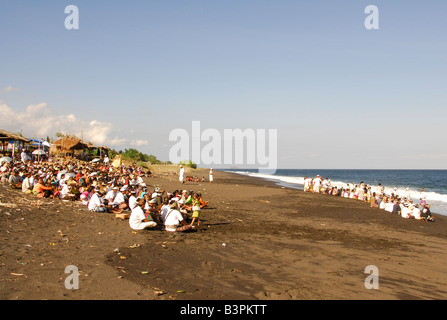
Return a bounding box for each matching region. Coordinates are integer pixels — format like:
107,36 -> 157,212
1,0 -> 446,169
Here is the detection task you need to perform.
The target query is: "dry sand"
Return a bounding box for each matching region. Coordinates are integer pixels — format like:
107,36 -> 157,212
1,166 -> 447,301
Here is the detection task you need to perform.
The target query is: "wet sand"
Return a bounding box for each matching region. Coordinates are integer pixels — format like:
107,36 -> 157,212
1,167 -> 447,300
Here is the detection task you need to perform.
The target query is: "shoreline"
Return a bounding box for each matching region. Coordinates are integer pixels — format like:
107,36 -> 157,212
224,169 -> 447,217
1,166 -> 447,300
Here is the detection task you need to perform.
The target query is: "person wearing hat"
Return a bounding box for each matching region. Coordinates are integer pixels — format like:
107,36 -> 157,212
129,198 -> 157,231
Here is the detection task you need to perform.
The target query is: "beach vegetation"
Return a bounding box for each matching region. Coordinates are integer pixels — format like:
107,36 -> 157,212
179,160 -> 197,169
119,148 -> 162,165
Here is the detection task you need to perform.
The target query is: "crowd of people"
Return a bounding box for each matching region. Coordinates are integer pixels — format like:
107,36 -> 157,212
303,175 -> 436,222
0,154 -> 209,232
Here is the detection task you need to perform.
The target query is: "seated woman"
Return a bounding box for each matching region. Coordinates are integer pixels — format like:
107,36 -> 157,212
8,170 -> 22,189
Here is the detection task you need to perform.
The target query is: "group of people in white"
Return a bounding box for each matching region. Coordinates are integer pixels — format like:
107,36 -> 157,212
1,153 -> 208,233
303,175 -> 435,222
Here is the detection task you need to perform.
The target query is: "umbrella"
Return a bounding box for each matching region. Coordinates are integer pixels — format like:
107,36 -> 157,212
91,158 -> 101,163
0,156 -> 13,164
32,149 -> 46,155
42,141 -> 51,147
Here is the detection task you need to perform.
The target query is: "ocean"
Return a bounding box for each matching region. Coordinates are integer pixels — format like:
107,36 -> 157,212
224,169 -> 447,216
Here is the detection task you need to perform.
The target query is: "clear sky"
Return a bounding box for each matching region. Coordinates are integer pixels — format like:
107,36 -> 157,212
1,0 -> 446,169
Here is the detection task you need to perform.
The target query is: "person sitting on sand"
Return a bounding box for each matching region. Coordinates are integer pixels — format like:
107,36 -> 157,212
129,198 -> 157,231
8,170 -> 22,189
144,198 -> 162,225
412,204 -> 422,220
370,192 -> 379,208
88,188 -> 108,212
33,178 -> 54,198
401,203 -> 414,219
21,172 -> 33,193
197,193 -> 208,209
421,204 -> 435,222
104,186 -> 119,206
110,187 -> 128,213
163,200 -> 194,233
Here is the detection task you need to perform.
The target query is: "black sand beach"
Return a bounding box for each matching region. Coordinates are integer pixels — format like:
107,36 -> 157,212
1,167 -> 447,300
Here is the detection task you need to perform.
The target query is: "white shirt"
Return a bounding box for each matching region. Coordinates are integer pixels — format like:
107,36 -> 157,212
401,206 -> 411,218
136,176 -> 144,185
179,168 -> 185,180
104,190 -> 116,202
420,192 -> 427,201
160,204 -> 170,222
129,206 -> 148,230
88,193 -> 102,211
128,195 -> 137,210
60,185 -> 70,199
22,177 -> 31,192
412,207 -> 421,219
164,209 -> 184,232
112,192 -> 125,206
385,202 -> 394,213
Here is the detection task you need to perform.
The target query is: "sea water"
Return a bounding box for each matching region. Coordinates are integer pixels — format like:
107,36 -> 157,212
224,169 -> 447,216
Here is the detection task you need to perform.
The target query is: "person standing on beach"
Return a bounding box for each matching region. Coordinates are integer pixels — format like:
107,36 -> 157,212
303,176 -> 310,192
190,193 -> 201,228
179,165 -> 185,184
209,168 -> 213,184
404,188 -> 411,201
419,188 -> 427,206
313,175 -> 321,193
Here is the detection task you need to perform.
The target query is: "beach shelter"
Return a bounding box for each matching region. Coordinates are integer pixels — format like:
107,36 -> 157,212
51,137 -> 88,157
0,129 -> 30,158
86,142 -> 110,159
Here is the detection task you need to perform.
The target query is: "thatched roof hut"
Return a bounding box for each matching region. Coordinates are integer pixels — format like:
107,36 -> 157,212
51,137 -> 88,154
0,129 -> 30,143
